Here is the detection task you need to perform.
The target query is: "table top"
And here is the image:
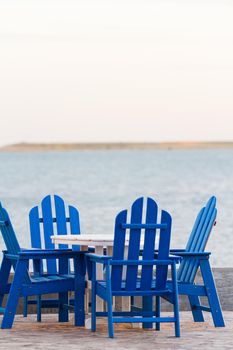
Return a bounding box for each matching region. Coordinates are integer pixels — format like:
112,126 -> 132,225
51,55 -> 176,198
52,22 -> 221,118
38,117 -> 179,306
51,234 -> 125,247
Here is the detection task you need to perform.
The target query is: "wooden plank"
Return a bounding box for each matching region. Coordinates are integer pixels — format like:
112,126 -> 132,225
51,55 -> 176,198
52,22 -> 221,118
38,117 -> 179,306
156,210 -> 172,290
69,205 -> 80,251
54,195 -> 68,250
125,198 -> 143,291
111,209 -> 127,290
140,198 -> 158,290
41,196 -> 56,274
29,206 -> 42,249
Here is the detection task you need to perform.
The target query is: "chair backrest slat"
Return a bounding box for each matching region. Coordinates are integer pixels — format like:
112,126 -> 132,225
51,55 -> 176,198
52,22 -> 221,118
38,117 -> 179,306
111,210 -> 127,290
177,196 -> 217,283
125,198 -> 143,291
54,195 -> 68,249
156,210 -> 172,289
41,196 -> 56,273
29,206 -> 42,249
140,198 -> 158,290
69,205 -> 81,251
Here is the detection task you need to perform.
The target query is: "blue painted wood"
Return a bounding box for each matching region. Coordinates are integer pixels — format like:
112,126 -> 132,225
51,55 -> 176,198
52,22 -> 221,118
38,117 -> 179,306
29,207 -> 42,249
140,198 -> 158,330
1,259 -> 29,329
169,196 -> 225,327
178,196 -> 216,283
106,261 -> 114,338
58,256 -> 69,322
199,258 -> 225,327
0,203 -> 20,258
156,210 -> 172,290
111,209 -> 127,290
91,254 -> 97,332
171,260 -> 180,337
125,197 -> 143,291
0,202 -> 85,329
69,205 -> 80,251
29,195 -> 81,267
88,197 -> 180,338
54,195 -> 68,250
188,295 -> 204,322
140,198 -> 157,291
0,255 -> 11,308
73,254 -> 86,327
41,196 -> 56,274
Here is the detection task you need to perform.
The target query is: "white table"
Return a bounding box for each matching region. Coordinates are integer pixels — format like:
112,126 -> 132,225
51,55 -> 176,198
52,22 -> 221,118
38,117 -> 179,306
51,234 -> 121,273
51,234 -> 130,315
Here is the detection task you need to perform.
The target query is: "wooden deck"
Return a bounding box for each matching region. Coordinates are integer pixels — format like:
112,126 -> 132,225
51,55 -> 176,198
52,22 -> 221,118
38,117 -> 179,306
0,312 -> 232,349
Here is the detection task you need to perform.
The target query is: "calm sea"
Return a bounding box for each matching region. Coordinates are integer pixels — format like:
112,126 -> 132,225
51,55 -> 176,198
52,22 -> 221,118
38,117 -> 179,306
0,149 -> 232,267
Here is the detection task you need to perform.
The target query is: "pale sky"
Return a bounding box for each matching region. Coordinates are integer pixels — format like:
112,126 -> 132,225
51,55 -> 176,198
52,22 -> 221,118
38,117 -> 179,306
0,0 -> 233,146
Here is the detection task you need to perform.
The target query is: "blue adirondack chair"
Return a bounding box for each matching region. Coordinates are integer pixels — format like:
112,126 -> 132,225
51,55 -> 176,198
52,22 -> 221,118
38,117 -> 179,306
23,195 -> 81,321
132,196 -> 225,327
168,196 -> 225,327
0,202 -> 86,329
87,197 -> 181,338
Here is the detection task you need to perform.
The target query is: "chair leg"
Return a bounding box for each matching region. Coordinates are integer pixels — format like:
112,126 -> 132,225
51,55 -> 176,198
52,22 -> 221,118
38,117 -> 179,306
130,296 -> 135,312
188,295 -> 204,322
59,292 -> 69,322
105,263 -> 114,338
91,283 -> 96,332
37,295 -> 42,322
74,254 -> 86,327
155,296 -> 160,331
0,255 -> 11,308
171,262 -> 180,337
200,260 -> 225,327
107,292 -> 114,338
23,297 -> 28,317
1,260 -> 28,329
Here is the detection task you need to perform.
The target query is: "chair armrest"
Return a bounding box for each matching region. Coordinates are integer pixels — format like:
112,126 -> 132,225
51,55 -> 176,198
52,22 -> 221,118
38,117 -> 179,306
139,249 -> 185,257
169,249 -> 186,252
86,253 -> 112,264
168,255 -> 182,263
18,249 -> 86,260
170,251 -> 211,259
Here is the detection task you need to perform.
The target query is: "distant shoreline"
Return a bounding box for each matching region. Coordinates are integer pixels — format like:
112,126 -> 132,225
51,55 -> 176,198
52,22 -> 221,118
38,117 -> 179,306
1,142 -> 233,152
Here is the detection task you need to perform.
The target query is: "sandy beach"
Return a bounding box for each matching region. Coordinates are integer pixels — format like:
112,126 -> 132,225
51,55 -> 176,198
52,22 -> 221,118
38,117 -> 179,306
1,142 -> 233,152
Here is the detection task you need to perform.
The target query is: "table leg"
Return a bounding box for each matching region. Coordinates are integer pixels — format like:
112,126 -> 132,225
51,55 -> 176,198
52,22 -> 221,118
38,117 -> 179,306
95,246 -> 104,312
80,246 -> 89,314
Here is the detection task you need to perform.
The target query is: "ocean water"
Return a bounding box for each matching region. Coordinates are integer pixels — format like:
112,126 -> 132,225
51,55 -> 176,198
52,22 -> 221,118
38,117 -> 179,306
0,149 -> 232,267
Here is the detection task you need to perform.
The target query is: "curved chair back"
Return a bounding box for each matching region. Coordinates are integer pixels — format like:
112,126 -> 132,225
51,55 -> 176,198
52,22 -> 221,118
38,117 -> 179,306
29,195 -> 80,274
111,197 -> 172,291
177,196 -> 217,283
0,202 -> 21,258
